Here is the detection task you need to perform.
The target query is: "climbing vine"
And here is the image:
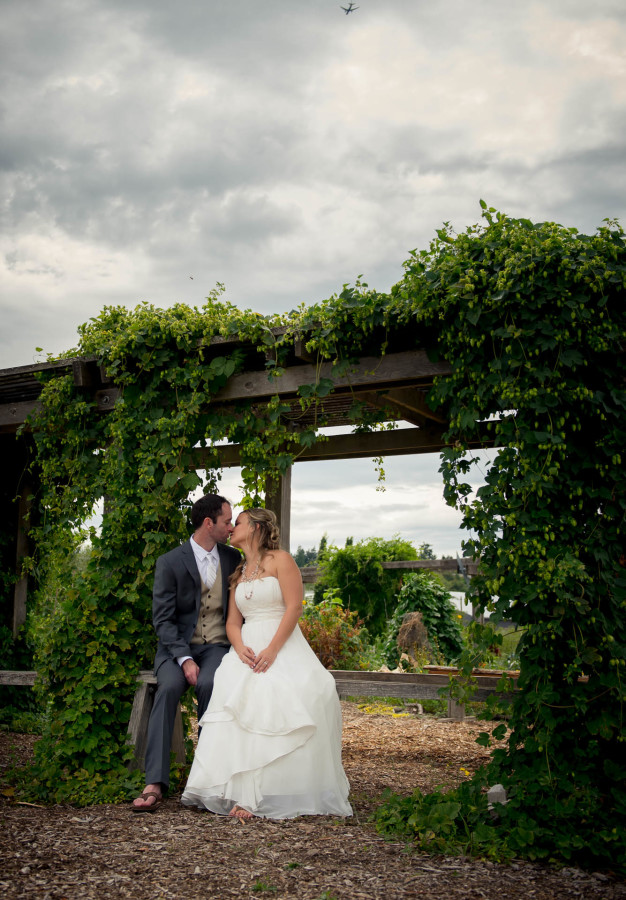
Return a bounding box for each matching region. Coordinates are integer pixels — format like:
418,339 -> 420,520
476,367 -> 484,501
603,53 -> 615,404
377,206 -> 626,871
8,207 -> 626,875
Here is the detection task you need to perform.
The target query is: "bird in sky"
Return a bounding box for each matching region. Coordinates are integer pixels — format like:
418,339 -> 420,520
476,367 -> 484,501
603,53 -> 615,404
341,3 -> 359,13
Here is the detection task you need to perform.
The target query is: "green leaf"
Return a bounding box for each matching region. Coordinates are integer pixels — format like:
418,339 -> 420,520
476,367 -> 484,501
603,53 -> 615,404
162,471 -> 179,488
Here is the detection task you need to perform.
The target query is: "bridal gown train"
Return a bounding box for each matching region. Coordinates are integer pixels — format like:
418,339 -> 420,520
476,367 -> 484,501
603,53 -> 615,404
180,576 -> 353,819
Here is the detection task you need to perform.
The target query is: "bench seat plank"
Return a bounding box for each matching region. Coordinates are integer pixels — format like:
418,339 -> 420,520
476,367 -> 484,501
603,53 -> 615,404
1,668 -> 517,746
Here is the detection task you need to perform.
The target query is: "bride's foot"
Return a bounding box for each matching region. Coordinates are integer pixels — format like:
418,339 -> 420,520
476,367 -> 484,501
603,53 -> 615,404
229,805 -> 254,820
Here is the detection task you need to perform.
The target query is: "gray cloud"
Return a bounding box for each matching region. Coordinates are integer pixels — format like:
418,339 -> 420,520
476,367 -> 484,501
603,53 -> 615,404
212,450 -> 496,557
2,1 -> 624,549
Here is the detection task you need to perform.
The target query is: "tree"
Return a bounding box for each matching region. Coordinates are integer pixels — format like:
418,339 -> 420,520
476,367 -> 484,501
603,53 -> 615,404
293,545 -> 318,568
416,542 -> 436,560
313,535 -> 418,634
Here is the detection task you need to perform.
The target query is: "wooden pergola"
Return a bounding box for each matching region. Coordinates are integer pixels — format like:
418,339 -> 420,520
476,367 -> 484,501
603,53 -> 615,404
0,331 -> 487,635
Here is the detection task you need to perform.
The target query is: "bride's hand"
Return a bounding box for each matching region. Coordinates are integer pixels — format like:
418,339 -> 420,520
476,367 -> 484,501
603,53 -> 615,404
237,645 -> 256,668
252,647 -> 277,673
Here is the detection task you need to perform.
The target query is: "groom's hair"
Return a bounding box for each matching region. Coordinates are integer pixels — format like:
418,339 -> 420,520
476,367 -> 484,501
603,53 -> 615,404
191,494 -> 230,530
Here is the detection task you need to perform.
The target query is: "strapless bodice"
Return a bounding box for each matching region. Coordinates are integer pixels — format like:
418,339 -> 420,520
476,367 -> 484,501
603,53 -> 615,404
235,576 -> 286,621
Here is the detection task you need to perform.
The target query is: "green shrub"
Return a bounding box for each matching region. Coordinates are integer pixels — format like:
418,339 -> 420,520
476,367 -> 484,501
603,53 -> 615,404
314,536 -> 418,634
374,778 -> 506,860
0,707 -> 46,734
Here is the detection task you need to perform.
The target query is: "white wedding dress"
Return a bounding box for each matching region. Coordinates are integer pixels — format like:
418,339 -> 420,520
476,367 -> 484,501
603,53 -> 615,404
181,576 -> 353,819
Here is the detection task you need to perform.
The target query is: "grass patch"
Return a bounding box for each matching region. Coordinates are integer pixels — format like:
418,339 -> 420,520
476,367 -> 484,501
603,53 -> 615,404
0,707 -> 46,734
343,694 -> 449,716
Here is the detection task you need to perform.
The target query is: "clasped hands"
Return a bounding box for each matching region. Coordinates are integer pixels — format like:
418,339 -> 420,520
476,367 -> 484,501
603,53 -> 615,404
181,646 -> 276,685
238,645 -> 275,673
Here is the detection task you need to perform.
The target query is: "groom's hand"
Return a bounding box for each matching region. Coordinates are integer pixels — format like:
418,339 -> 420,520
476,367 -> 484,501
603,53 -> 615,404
182,659 -> 200,685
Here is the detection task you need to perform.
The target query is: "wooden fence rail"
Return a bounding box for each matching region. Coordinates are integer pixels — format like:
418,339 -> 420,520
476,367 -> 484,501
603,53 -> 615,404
299,558 -> 479,583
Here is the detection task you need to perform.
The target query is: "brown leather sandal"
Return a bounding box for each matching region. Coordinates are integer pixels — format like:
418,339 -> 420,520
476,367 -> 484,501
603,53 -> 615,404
131,789 -> 162,813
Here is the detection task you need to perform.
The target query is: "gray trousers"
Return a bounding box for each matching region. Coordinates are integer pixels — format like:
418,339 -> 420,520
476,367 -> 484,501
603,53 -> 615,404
144,642 -> 230,789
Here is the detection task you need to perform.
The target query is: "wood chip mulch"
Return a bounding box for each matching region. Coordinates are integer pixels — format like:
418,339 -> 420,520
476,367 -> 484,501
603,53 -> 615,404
1,702 -> 624,900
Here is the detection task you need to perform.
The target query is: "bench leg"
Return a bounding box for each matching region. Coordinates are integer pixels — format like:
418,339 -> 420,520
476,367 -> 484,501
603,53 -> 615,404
127,683 -> 187,771
447,697 -> 466,721
171,704 -> 186,764
127,682 -> 154,771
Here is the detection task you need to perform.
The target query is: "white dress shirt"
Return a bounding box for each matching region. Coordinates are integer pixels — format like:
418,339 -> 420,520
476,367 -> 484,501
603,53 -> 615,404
190,536 -> 219,589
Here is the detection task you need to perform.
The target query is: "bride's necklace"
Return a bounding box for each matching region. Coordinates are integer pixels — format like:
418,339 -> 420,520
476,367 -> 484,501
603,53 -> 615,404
241,556 -> 261,600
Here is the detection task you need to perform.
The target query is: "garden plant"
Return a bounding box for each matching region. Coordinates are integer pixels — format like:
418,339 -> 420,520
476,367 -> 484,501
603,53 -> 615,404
313,535 -> 419,633
379,571 -> 465,670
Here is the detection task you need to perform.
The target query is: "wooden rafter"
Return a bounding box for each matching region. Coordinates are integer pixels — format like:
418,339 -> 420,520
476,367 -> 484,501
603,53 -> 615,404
0,348 -> 452,429
193,424 -> 493,469
360,387 -> 448,427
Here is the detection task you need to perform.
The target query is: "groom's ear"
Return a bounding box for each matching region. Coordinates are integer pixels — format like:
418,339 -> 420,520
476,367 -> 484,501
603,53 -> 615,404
200,517 -> 211,534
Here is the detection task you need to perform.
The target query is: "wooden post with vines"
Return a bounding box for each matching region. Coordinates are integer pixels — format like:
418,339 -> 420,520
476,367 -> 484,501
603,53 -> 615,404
265,468 -> 292,551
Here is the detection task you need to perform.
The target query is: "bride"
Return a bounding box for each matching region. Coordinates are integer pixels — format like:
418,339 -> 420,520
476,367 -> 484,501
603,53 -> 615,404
180,507 -> 353,820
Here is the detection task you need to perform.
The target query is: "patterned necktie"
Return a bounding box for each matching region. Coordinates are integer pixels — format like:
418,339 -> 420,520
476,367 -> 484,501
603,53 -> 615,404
205,553 -> 217,588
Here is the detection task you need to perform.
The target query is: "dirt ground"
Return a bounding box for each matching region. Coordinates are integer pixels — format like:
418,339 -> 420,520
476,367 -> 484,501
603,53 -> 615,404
1,702 -> 624,900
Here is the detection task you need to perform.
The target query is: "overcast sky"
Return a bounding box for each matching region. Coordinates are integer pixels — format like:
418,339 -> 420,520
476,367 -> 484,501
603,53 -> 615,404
2,1 -> 625,555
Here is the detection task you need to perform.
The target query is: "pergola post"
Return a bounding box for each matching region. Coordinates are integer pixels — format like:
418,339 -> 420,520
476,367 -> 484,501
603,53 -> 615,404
0,433 -> 35,638
13,480 -> 32,636
265,468 -> 292,551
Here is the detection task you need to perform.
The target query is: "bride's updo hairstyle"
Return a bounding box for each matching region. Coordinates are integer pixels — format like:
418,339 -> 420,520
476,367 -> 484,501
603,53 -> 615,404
246,507 -> 281,552
230,508 -> 281,585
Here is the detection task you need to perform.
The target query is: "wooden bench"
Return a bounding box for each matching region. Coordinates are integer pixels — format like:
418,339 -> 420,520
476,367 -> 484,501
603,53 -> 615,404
330,667 -> 517,720
1,666 -> 517,771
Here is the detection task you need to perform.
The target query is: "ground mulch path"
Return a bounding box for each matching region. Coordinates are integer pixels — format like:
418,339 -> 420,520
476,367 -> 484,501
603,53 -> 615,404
1,702 -> 624,900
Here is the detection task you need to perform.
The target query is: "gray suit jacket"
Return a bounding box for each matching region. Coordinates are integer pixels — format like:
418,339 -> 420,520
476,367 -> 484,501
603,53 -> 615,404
152,539 -> 242,673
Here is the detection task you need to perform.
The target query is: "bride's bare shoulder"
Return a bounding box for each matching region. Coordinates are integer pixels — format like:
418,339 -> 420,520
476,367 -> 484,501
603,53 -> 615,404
263,549 -> 298,575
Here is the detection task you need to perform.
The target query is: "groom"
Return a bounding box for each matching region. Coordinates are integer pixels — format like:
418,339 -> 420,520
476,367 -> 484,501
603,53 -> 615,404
132,493 -> 241,812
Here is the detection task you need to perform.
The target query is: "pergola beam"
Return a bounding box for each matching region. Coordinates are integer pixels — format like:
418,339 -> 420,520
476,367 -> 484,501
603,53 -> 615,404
0,400 -> 40,432
213,350 -> 451,403
360,387 -> 448,426
193,424 -> 493,469
0,349 -> 451,427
